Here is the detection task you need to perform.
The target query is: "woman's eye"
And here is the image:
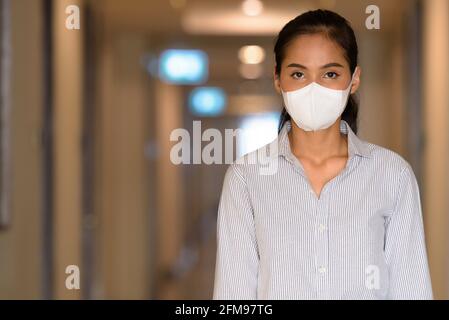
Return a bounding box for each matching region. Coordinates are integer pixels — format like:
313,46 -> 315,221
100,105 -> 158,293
324,71 -> 339,79
291,72 -> 303,79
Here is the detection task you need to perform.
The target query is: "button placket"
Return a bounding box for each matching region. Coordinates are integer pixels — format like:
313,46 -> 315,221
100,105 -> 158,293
315,187 -> 330,299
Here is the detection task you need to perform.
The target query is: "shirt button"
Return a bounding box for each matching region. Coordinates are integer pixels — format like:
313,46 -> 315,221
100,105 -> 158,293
318,224 -> 327,232
318,266 -> 327,274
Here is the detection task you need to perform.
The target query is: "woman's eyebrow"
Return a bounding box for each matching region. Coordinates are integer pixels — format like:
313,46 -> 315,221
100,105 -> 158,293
286,62 -> 345,69
321,62 -> 344,68
287,63 -> 307,69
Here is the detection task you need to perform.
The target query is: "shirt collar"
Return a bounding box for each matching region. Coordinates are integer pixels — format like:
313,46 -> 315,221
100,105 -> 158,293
277,119 -> 371,160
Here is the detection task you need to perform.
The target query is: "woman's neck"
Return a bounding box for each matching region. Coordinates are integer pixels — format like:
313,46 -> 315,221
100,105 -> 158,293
287,119 -> 348,164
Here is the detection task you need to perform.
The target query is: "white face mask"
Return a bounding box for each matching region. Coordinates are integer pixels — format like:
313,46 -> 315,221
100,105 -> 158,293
281,71 -> 356,131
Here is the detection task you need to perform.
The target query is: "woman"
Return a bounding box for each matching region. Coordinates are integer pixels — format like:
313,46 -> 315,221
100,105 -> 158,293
213,9 -> 433,300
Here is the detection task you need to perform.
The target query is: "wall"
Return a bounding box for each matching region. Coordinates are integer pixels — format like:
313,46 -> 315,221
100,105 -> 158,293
0,0 -> 44,299
422,0 -> 449,300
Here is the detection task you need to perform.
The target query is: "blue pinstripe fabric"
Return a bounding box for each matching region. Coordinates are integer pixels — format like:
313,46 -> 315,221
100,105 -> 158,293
213,119 -> 433,300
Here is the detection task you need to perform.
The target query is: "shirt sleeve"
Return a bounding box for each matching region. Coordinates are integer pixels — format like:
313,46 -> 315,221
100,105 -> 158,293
384,163 -> 433,299
212,163 -> 260,299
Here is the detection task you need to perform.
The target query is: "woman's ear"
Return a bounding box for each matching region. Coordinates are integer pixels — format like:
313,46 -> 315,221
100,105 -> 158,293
350,66 -> 361,94
273,68 -> 282,94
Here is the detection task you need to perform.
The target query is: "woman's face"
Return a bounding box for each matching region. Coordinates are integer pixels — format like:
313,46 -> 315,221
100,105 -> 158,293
274,33 -> 361,94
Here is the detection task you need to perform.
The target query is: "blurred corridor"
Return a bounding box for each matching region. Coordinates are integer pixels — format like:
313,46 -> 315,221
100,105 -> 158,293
1,0 -> 449,299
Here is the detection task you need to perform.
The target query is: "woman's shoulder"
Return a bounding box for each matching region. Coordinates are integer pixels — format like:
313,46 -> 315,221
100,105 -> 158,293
362,140 -> 415,177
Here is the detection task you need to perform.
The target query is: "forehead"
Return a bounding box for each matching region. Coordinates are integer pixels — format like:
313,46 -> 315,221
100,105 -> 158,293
283,33 -> 348,67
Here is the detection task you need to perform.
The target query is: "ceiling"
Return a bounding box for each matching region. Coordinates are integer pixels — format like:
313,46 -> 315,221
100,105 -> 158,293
88,0 -> 413,98
91,0 -> 410,36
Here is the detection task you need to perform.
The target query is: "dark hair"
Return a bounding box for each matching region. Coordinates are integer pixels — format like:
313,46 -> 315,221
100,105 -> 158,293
274,9 -> 359,134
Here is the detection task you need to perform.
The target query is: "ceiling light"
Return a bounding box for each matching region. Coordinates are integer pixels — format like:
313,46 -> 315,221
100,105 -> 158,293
241,0 -> 264,17
238,45 -> 265,64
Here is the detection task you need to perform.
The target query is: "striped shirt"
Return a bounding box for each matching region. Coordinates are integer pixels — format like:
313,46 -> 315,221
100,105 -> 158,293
213,119 -> 433,300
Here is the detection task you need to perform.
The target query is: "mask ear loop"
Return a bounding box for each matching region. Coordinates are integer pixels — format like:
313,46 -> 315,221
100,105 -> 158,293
346,68 -> 357,91
343,69 -> 357,109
